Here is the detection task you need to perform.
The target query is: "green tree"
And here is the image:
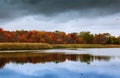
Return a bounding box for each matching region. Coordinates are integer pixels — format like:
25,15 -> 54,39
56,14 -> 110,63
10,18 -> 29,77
79,31 -> 94,44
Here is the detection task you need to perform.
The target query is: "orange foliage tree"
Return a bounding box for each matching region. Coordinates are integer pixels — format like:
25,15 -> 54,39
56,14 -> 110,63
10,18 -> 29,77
0,28 -> 120,44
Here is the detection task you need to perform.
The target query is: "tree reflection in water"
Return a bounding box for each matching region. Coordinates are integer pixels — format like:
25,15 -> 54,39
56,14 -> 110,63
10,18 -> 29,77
0,52 -> 111,69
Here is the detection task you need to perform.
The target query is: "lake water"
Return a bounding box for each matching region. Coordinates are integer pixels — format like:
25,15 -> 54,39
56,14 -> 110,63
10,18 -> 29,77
0,48 -> 120,78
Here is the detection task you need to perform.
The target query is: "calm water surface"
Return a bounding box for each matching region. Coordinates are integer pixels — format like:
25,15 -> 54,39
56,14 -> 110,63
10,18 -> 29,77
0,48 -> 120,78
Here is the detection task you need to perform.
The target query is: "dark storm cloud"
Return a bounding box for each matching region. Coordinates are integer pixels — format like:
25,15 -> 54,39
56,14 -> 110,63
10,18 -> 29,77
0,0 -> 120,22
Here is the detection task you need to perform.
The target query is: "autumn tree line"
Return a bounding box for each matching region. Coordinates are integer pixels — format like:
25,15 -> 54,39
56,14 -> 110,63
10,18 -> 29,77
0,28 -> 120,44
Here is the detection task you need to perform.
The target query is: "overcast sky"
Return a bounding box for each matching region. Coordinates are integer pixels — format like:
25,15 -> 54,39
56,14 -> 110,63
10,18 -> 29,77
0,0 -> 120,36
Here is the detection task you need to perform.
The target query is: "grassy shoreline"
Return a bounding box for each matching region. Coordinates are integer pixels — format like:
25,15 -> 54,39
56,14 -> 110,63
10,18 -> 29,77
0,43 -> 52,50
52,44 -> 120,48
0,43 -> 120,50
